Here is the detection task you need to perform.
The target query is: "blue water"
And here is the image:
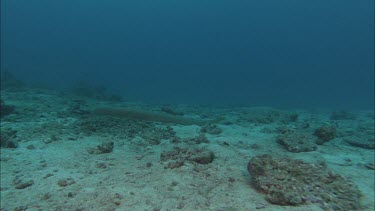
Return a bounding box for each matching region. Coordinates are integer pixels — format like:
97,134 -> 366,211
1,0 -> 374,109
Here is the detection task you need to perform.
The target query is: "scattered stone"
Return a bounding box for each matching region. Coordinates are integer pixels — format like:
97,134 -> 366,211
88,141 -> 114,154
200,124 -> 222,135
277,131 -> 317,152
142,126 -> 176,142
79,116 -> 176,143
314,125 -> 337,144
247,154 -> 362,210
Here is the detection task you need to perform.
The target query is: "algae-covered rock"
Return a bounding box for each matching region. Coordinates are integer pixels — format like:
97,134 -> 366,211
314,125 -> 337,144
247,154 -> 362,210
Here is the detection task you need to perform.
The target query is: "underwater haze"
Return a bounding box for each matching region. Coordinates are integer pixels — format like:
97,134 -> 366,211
1,1 -> 375,210
1,0 -> 374,109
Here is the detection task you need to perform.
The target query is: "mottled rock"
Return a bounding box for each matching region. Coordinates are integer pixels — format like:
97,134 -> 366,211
277,132 -> 317,152
247,154 -> 362,210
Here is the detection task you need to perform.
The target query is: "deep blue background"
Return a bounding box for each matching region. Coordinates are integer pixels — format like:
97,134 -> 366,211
1,0 -> 374,108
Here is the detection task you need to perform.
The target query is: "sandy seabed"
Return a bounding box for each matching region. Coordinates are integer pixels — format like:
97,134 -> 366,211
1,88 -> 374,211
